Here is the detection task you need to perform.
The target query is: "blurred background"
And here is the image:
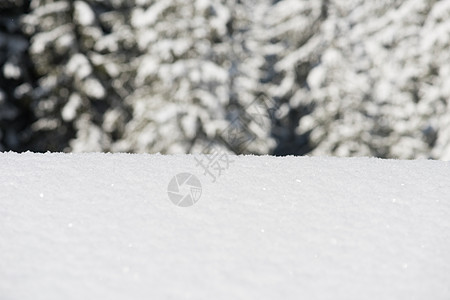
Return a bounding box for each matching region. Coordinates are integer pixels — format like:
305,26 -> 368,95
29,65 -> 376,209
1,0 -> 450,159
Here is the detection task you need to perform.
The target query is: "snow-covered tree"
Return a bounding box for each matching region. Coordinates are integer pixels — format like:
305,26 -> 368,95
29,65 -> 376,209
114,0 -> 274,154
3,0 -> 450,159
259,0 -> 329,155
263,0 -> 449,159
21,0 -> 133,151
0,0 -> 32,151
18,0 -> 274,154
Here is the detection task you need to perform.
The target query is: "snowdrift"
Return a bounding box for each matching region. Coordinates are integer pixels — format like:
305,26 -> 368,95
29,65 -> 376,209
1,152 -> 449,299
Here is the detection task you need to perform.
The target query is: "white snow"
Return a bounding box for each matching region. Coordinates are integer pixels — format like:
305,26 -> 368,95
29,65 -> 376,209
131,2 -> 172,28
0,153 -> 449,299
83,78 -> 106,100
74,1 -> 96,27
66,53 -> 92,80
62,93 -> 83,122
2,62 -> 21,80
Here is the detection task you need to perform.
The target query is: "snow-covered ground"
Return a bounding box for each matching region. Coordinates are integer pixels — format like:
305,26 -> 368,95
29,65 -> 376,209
1,152 -> 449,299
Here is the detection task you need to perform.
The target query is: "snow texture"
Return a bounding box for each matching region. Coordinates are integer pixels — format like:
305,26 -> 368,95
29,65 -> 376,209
1,153 -> 449,299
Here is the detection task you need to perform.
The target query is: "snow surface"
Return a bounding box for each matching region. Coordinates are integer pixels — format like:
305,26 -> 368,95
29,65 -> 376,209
1,152 -> 449,299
